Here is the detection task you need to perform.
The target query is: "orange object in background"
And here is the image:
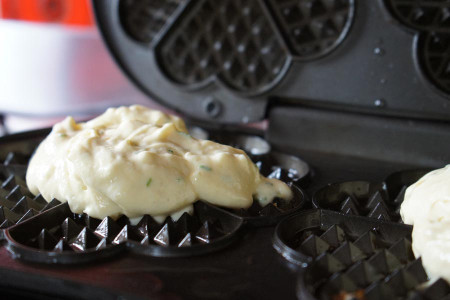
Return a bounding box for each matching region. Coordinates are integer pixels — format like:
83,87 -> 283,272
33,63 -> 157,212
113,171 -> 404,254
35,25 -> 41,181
0,0 -> 93,26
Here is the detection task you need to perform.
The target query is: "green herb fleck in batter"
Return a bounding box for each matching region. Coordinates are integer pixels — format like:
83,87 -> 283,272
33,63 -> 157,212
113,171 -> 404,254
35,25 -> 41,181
146,178 -> 152,187
177,131 -> 191,138
199,165 -> 212,171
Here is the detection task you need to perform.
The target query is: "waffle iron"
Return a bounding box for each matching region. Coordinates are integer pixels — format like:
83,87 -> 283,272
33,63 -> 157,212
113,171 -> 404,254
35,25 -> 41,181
0,0 -> 450,299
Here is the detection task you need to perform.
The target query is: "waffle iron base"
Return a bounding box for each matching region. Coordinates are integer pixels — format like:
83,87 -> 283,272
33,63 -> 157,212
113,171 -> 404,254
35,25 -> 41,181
0,128 -> 422,300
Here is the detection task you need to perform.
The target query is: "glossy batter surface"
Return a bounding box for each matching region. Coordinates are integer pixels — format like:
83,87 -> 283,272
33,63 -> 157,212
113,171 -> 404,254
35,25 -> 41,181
26,105 -> 292,220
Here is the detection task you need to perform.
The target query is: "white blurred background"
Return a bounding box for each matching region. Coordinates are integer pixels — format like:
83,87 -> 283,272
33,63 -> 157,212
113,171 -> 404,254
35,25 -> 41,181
0,0 -> 163,134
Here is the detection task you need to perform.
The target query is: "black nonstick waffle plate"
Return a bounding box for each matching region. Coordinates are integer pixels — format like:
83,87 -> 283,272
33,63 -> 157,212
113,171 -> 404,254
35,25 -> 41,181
94,0 -> 450,125
275,209 -> 450,300
0,125 -> 443,299
2,0 -> 450,298
274,169 -> 450,300
312,169 -> 430,223
0,165 -> 62,230
5,201 -> 243,263
0,127 -> 308,264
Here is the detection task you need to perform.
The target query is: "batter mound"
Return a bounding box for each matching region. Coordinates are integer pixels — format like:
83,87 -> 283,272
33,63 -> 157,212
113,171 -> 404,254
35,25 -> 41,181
26,105 -> 292,220
401,165 -> 450,282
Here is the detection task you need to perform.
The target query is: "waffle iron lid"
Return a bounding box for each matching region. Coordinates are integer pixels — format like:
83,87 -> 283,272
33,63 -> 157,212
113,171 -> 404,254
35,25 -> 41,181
93,0 -> 450,124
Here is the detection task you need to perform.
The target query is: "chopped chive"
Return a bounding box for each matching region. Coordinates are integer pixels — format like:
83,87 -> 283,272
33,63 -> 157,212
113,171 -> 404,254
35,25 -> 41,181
58,133 -> 67,137
176,177 -> 183,183
200,165 -> 212,171
146,178 -> 152,187
178,131 -> 191,138
167,148 -> 174,154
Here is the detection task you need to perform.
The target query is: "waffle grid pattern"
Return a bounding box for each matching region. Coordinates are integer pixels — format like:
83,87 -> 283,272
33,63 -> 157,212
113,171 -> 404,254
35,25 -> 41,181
119,0 -> 186,43
157,0 -> 290,93
118,0 -> 355,94
1,139 -> 307,261
299,224 -> 428,299
274,210 -> 450,300
0,166 -> 61,229
313,181 -> 405,222
274,169 -> 447,299
384,0 -> 450,94
385,0 -> 450,33
420,32 -> 450,95
301,224 -> 450,299
24,202 -> 229,253
266,0 -> 354,58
